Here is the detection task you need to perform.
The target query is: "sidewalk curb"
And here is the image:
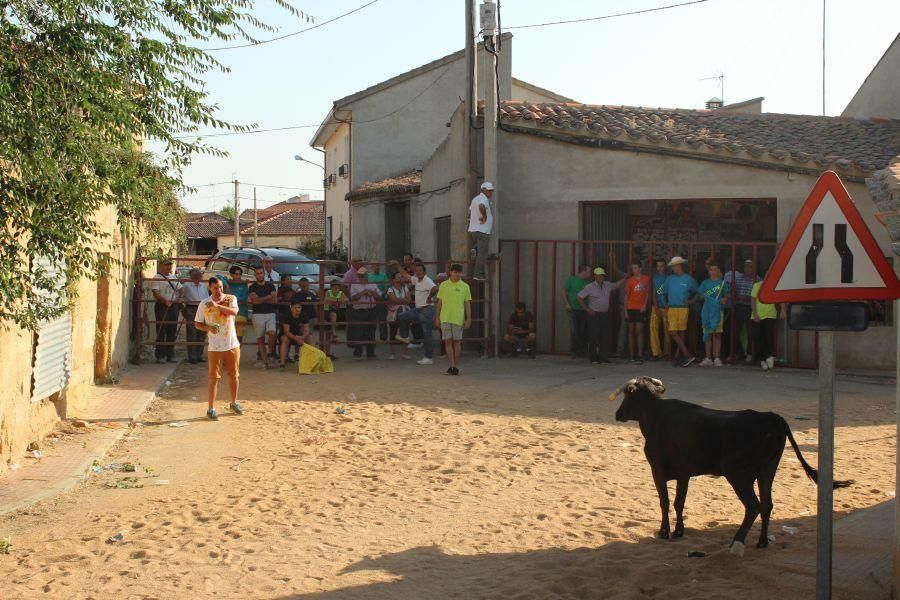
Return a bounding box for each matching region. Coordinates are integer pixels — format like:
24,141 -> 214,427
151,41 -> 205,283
0,363 -> 177,516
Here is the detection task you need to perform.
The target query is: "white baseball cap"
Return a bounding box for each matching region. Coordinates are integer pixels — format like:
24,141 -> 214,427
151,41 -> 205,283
481,181 -> 495,191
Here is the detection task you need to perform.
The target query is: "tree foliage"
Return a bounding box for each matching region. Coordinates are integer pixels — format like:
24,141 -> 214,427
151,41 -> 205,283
218,205 -> 236,220
0,0 -> 306,329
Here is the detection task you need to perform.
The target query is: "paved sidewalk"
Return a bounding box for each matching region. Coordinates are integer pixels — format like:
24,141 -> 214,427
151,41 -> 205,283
0,362 -> 176,515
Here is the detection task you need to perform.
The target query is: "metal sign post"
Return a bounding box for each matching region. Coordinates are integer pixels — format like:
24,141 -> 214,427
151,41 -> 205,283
816,330 -> 835,600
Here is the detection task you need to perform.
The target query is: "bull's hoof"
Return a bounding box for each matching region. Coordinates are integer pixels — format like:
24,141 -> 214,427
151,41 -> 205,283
729,541 -> 745,557
756,540 -> 768,549
672,529 -> 684,539
657,530 -> 670,540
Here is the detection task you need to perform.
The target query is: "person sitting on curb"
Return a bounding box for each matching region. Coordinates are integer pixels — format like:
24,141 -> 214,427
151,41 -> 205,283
279,300 -> 310,371
502,302 -> 536,358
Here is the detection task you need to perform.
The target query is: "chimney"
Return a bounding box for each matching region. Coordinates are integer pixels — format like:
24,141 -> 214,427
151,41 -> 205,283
706,97 -> 724,110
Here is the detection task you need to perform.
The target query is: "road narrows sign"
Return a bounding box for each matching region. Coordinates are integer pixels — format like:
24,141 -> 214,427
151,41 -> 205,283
758,171 -> 900,303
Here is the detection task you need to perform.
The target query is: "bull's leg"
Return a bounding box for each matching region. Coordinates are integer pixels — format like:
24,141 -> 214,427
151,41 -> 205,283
672,478 -> 690,538
651,468 -> 671,539
756,473 -> 775,548
727,477 -> 760,556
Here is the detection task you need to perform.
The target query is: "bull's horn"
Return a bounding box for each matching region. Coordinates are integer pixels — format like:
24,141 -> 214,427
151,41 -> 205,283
649,377 -> 663,388
608,383 -> 627,402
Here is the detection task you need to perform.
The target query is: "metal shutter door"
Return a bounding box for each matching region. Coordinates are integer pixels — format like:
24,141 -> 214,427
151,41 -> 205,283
31,256 -> 71,402
32,314 -> 72,401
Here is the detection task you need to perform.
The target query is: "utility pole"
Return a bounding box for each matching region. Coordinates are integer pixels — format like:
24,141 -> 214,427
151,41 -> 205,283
480,0 -> 500,357
253,187 -> 259,247
233,179 -> 240,246
465,0 -> 477,131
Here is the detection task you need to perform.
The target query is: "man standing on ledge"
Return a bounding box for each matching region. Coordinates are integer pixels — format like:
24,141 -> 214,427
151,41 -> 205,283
468,182 -> 494,281
194,277 -> 243,420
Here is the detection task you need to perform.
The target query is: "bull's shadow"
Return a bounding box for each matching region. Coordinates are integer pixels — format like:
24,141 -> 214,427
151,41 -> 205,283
275,509 -> 883,600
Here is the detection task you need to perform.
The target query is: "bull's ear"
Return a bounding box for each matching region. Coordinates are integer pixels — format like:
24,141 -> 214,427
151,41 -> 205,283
626,384 -> 637,394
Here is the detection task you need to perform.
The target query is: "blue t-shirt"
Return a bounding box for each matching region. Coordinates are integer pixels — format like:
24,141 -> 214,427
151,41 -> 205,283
698,279 -> 730,309
652,273 -> 668,308
228,281 -> 249,318
664,273 -> 698,308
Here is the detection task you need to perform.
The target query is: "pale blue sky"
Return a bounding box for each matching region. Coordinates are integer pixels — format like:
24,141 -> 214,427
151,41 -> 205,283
157,0 -> 900,214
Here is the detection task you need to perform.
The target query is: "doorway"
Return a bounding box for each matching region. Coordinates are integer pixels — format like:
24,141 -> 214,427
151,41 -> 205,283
435,216 -> 451,267
384,201 -> 410,262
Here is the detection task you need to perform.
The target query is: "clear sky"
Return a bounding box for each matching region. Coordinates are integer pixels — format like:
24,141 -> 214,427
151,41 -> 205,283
156,0 -> 900,215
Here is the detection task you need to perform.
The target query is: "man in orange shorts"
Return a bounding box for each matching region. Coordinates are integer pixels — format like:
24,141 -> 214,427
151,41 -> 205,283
194,277 -> 244,420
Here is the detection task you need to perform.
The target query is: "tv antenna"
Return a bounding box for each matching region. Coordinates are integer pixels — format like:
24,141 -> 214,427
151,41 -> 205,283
699,72 -> 725,104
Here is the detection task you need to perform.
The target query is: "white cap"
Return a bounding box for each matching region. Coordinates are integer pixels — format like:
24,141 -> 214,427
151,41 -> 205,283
481,181 -> 495,191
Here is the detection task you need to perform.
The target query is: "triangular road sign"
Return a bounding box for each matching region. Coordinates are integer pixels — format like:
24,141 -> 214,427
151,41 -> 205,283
758,171 -> 900,303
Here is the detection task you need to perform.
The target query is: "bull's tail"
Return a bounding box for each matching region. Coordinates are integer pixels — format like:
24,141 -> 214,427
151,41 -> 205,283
780,416 -> 853,489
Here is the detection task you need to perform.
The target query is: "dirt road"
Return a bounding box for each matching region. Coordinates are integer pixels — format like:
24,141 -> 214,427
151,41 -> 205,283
0,354 -> 894,599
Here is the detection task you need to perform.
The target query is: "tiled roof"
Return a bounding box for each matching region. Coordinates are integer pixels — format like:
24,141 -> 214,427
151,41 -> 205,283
345,171 -> 421,202
184,212 -> 231,238
238,207 -> 324,236
866,156 -> 900,254
496,102 -> 900,175
238,200 -> 321,221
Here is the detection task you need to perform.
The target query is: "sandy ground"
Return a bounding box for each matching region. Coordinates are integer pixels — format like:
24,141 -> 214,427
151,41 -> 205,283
0,349 -> 895,599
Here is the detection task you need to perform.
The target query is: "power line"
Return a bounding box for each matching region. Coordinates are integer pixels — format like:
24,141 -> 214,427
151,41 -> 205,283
205,0 -> 382,51
171,124 -> 320,140
505,0 -> 709,30
343,65 -> 452,125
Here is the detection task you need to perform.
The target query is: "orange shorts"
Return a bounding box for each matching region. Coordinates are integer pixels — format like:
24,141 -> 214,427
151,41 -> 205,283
208,347 -> 240,380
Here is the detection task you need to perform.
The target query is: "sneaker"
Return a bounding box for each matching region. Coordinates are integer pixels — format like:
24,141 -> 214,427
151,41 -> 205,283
354,355 -> 364,361
766,356 -> 775,370
229,402 -> 243,415
699,358 -> 713,367
156,358 -> 166,364
206,408 -> 218,421
649,355 -> 660,362
681,356 -> 696,367
446,367 -> 455,376
713,358 -> 723,367
279,364 -> 286,371
745,354 -> 754,363
197,357 -> 206,363
408,343 -> 422,349
630,357 -> 637,363
395,333 -> 410,344
388,354 -> 396,360
402,354 -> 411,360
636,358 -> 644,365
254,360 -> 264,369
449,366 -> 460,375
591,360 -> 600,365
761,360 -> 769,371
417,357 -> 433,365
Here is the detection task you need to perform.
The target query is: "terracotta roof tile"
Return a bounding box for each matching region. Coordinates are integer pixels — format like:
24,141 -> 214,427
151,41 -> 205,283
495,102 -> 900,174
345,171 -> 421,202
238,207 -> 324,236
184,212 -> 231,238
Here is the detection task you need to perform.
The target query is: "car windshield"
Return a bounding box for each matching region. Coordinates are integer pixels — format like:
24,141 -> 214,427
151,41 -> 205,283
270,254 -> 319,278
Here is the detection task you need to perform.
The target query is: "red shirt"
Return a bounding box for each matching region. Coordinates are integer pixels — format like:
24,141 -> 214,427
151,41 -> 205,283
625,275 -> 651,311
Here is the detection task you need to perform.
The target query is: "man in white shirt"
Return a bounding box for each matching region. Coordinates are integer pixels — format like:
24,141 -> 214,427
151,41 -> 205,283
467,181 -> 494,280
181,268 -> 210,364
150,259 -> 182,364
262,256 -> 281,284
394,262 -> 438,365
194,277 -> 243,420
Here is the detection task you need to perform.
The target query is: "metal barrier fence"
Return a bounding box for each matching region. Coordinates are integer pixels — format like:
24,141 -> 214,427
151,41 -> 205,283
498,239 -> 819,368
133,256 -> 495,363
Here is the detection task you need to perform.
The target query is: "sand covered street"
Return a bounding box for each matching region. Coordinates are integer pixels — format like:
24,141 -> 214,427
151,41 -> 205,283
0,355 -> 894,599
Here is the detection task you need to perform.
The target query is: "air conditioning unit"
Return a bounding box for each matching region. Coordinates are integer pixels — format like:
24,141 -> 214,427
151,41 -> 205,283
339,164 -> 350,178
323,177 -> 330,189
328,174 -> 337,185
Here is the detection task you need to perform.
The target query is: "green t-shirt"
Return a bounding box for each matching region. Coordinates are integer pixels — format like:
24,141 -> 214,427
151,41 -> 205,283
437,279 -> 472,326
751,282 -> 777,320
368,271 -> 389,294
564,275 -> 589,311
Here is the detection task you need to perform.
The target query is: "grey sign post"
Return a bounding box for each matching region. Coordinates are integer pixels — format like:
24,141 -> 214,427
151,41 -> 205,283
816,330 -> 835,599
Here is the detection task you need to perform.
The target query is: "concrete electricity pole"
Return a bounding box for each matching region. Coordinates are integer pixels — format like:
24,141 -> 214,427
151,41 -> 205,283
233,179 -> 240,246
481,0 -> 498,257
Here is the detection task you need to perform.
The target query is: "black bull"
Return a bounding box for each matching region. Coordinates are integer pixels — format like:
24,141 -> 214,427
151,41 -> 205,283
611,377 -> 853,555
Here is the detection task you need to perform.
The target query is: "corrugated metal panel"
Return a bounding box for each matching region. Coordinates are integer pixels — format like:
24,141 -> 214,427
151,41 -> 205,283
583,203 -> 631,270
32,314 -> 72,401
31,255 -> 71,402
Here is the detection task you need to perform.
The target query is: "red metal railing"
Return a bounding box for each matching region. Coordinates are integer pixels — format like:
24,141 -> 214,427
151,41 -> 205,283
497,238 -> 817,368
133,256 -> 495,363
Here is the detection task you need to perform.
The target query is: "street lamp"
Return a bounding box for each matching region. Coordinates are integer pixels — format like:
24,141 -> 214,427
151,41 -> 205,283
294,154 -> 325,172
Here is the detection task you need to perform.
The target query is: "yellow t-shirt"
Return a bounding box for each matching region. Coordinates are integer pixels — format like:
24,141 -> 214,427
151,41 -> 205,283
437,279 -> 472,325
751,282 -> 777,320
